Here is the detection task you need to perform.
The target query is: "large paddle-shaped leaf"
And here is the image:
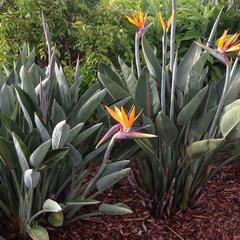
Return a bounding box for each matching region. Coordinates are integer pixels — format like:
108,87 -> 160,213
177,85 -> 208,125
98,63 -> 129,100
142,37 -> 161,81
135,68 -> 160,117
156,111 -> 178,145
30,139 -> 52,167
176,43 -> 202,91
52,120 -> 70,149
0,137 -> 18,169
12,133 -> 30,173
220,105 -> 240,139
187,138 -> 223,160
76,89 -> 107,122
97,168 -> 130,192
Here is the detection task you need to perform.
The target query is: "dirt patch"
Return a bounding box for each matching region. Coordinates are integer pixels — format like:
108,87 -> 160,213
51,163 -> 240,240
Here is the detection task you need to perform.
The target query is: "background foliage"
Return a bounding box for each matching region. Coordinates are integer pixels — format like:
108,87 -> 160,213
0,0 -> 240,88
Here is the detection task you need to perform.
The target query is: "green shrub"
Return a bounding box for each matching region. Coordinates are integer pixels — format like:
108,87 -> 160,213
0,20 -> 131,239
1,0 -> 240,90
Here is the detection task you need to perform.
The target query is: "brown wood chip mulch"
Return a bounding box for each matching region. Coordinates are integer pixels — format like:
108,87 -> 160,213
1,163 -> 240,240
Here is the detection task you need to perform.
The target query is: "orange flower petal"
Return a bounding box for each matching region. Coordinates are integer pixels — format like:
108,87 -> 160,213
127,16 -> 139,28
114,106 -> 123,124
134,108 -> 143,122
129,105 -> 136,127
226,44 -> 240,53
218,29 -> 228,50
159,12 -> 166,31
127,11 -> 148,29
223,33 -> 240,50
166,12 -> 174,32
138,11 -> 143,27
121,106 -> 131,129
106,106 -> 122,124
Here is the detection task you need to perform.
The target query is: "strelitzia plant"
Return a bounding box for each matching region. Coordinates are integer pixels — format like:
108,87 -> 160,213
98,1 -> 240,216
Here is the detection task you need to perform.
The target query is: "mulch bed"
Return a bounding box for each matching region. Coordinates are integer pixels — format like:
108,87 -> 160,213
50,162 -> 240,240
1,163 -> 240,240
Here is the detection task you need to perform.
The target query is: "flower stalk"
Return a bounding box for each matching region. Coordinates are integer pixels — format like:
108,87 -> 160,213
170,50 -> 178,120
161,31 -> 167,114
82,137 -> 116,198
135,33 -> 141,78
170,0 -> 177,71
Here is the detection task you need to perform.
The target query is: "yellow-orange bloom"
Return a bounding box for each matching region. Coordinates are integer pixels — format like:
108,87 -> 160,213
96,105 -> 156,148
127,10 -> 148,30
217,30 -> 240,54
195,29 -> 240,65
106,105 -> 142,130
159,11 -> 173,32
127,11 -> 151,38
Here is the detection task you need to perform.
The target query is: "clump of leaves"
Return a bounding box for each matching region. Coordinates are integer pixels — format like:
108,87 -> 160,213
0,18 -> 132,239
98,7 -> 240,217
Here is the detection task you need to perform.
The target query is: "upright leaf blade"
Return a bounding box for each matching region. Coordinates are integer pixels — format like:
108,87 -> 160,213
142,37 -> 161,81
12,133 -> 29,173
52,121 -> 70,149
30,139 -> 52,167
156,111 -> 178,145
177,86 -> 208,125
76,89 -> 107,122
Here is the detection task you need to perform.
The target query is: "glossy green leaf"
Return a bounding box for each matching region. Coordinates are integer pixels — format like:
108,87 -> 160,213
98,63 -> 129,100
177,85 -> 208,125
76,89 -> 107,122
30,139 -> 52,167
220,105 -> 240,139
48,211 -> 64,227
43,199 -> 62,213
156,111 -> 178,145
142,37 -> 161,81
28,225 -> 49,240
187,139 -> 223,160
12,133 -> 30,173
96,168 -> 130,192
52,120 -> 70,149
0,137 -> 17,169
99,203 -> 132,215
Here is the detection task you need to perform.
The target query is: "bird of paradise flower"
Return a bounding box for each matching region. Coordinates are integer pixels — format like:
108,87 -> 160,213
195,30 -> 240,65
96,105 -> 157,148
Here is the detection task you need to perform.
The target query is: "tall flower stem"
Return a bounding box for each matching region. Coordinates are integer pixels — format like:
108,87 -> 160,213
170,0 -> 176,72
135,33 -> 141,78
161,31 -> 167,114
170,51 -> 178,120
208,63 -> 231,138
83,137 -> 115,197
